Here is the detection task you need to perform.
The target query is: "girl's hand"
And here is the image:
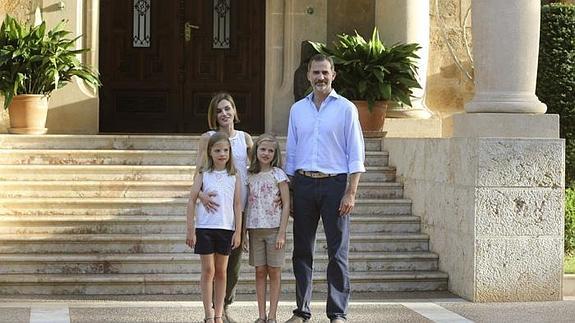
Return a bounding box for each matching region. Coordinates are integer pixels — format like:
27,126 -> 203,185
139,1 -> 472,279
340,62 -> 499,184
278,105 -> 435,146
242,231 -> 249,252
231,231 -> 241,250
199,190 -> 219,213
186,230 -> 196,248
242,237 -> 249,252
275,231 -> 286,250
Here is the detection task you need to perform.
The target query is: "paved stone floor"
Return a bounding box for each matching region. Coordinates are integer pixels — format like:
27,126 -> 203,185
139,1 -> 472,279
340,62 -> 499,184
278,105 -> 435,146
0,293 -> 574,323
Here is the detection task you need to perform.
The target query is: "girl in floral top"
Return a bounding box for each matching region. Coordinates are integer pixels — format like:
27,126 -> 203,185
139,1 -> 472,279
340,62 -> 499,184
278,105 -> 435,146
245,134 -> 290,323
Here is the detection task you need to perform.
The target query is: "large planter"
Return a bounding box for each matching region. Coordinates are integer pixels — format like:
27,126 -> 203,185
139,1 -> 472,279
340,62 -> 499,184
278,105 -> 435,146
353,100 -> 388,138
8,94 -> 49,135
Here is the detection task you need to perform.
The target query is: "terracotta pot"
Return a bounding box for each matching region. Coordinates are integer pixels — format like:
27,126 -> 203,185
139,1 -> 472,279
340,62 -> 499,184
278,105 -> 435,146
8,95 -> 49,135
352,100 -> 388,138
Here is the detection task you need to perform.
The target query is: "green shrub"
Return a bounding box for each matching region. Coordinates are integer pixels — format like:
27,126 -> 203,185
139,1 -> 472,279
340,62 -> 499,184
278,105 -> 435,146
537,4 -> 575,187
566,188 -> 575,255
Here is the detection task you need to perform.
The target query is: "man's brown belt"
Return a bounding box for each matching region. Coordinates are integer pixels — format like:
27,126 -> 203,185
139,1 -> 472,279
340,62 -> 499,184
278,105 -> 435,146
297,169 -> 339,179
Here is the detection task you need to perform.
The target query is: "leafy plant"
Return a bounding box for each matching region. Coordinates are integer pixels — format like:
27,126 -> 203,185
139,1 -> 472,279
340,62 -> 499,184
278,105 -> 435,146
537,4 -> 575,187
308,27 -> 421,111
0,15 -> 101,109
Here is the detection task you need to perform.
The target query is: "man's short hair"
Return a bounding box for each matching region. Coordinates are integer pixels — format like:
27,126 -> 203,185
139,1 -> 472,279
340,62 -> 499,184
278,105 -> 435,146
307,53 -> 335,72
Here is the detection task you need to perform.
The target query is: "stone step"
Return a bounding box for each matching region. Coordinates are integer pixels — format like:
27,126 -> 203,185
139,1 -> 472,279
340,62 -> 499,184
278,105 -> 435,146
0,198 -> 412,216
355,182 -> 403,199
0,271 -> 448,295
0,180 -> 402,199
0,252 -> 439,274
0,165 -> 197,181
0,215 -> 421,235
0,149 -> 197,166
0,181 -> 193,198
0,233 -> 430,254
0,134 -> 384,152
361,167 -> 397,182
0,135 -> 201,150
0,149 -> 390,167
0,165 -> 397,182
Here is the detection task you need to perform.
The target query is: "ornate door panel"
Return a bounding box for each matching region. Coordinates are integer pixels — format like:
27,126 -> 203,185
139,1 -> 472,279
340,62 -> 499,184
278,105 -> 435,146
182,0 -> 265,133
99,0 -> 265,133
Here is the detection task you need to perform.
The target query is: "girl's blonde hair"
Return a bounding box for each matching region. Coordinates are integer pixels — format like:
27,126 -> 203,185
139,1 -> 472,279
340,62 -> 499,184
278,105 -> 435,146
207,92 -> 240,130
203,132 -> 236,175
248,133 -> 282,174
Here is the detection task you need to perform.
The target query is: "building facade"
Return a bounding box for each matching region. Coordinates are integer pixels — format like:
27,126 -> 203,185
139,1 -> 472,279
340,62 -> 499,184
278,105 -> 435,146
0,0 -> 473,135
0,0 -> 566,302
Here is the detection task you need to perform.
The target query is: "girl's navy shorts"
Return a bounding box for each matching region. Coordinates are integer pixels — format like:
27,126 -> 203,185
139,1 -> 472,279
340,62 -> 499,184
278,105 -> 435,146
194,228 -> 235,255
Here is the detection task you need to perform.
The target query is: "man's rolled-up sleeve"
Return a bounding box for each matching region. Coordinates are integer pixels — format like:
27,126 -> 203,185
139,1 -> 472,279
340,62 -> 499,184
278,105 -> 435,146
346,104 -> 366,174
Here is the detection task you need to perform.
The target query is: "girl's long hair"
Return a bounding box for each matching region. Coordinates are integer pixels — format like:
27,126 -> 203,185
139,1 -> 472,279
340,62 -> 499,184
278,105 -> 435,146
203,131 -> 237,175
248,133 -> 282,174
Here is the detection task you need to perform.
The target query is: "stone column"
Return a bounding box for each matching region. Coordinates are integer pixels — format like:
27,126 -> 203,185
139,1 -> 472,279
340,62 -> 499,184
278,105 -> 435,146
452,0 -> 558,138
375,0 -> 432,119
437,0 -> 564,302
464,0 -> 546,114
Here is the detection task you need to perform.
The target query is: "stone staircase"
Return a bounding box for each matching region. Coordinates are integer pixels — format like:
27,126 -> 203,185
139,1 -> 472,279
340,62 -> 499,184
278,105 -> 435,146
0,135 -> 448,295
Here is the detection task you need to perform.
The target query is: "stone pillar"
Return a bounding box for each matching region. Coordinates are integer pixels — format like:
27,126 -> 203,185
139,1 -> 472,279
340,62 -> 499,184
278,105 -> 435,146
375,0 -> 432,119
384,136 -> 565,302
437,0 -> 564,302
465,0 -> 546,114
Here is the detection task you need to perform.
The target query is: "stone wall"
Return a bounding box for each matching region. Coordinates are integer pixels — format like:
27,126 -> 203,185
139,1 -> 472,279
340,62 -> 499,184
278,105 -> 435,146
427,0 -> 474,118
384,137 -> 565,301
327,0 -> 375,46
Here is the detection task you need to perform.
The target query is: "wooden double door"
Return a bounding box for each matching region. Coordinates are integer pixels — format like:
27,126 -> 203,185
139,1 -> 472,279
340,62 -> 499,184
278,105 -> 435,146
99,0 -> 265,133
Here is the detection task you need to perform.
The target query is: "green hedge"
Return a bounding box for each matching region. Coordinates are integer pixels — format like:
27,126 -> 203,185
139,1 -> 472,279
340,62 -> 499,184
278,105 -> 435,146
537,3 -> 575,188
566,188 -> 575,255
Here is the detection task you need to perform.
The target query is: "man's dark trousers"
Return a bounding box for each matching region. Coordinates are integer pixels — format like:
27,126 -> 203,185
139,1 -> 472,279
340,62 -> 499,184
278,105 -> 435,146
292,173 -> 350,321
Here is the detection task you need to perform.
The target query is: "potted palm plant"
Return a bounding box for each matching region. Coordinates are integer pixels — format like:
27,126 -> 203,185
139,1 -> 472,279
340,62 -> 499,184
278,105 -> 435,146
308,27 -> 421,137
0,15 -> 100,134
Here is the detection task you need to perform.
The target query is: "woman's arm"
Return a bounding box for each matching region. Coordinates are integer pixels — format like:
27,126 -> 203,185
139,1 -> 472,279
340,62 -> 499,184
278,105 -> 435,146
195,133 -> 219,212
195,133 -> 210,177
275,180 -> 290,249
186,173 -> 203,248
231,173 -> 243,249
244,132 -> 254,163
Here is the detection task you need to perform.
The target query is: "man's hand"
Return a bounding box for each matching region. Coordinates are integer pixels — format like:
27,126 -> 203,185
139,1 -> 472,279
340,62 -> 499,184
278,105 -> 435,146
338,192 -> 356,216
198,191 -> 219,213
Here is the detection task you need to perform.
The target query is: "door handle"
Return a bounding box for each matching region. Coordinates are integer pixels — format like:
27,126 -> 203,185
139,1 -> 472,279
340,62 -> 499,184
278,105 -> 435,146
185,22 -> 199,42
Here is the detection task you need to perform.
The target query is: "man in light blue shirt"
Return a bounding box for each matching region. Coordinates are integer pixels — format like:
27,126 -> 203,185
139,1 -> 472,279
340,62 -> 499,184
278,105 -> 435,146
284,54 -> 365,323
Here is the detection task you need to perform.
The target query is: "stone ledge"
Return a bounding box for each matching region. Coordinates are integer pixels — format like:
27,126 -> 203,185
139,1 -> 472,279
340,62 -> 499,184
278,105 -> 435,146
448,113 -> 560,138
383,117 -> 442,138
564,274 -> 575,297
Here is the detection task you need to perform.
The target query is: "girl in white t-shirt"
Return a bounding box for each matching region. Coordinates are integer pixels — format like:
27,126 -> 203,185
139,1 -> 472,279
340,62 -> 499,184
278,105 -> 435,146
186,132 -> 242,323
245,134 -> 290,323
